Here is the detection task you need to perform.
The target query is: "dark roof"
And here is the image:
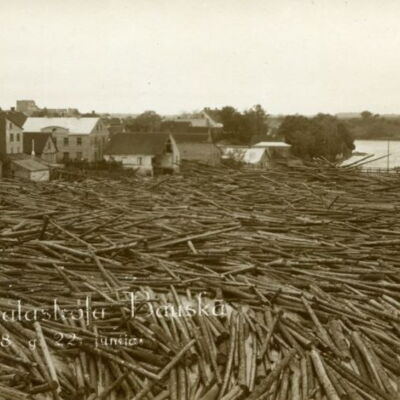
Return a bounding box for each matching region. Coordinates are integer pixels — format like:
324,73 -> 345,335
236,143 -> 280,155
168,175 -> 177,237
0,111 -> 27,128
23,132 -> 57,155
104,133 -> 170,155
172,133 -> 210,144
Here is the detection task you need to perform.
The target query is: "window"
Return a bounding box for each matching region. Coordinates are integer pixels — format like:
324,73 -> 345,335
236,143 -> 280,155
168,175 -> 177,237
76,152 -> 83,160
10,134 -> 14,142
77,137 -> 82,146
16,133 -> 20,142
63,152 -> 69,161
63,137 -> 69,146
137,157 -> 143,165
166,139 -> 172,153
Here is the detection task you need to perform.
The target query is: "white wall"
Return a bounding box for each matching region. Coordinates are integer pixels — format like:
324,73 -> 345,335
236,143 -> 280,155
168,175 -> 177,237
10,163 -> 50,181
104,154 -> 154,175
170,135 -> 180,171
6,120 -> 23,154
154,135 -> 180,172
41,122 -> 109,162
30,170 -> 50,182
104,134 -> 180,175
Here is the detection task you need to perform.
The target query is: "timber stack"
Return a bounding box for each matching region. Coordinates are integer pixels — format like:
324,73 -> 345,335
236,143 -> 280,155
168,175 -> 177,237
0,162 -> 400,399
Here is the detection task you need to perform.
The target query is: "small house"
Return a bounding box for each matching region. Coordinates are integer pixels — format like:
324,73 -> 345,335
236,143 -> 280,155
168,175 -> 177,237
8,156 -> 50,182
162,111 -> 223,136
172,133 -> 221,166
23,132 -> 58,164
104,133 -> 180,176
219,141 -> 291,168
249,142 -> 292,167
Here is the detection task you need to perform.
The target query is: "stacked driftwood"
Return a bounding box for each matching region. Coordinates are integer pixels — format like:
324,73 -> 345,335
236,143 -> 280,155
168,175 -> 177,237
0,163 -> 400,399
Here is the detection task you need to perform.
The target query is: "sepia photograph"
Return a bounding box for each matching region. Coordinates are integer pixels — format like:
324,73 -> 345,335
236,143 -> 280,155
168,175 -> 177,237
1,0 -> 400,399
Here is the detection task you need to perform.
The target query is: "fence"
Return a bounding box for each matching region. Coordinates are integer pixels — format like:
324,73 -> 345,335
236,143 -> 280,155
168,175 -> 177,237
361,167 -> 400,174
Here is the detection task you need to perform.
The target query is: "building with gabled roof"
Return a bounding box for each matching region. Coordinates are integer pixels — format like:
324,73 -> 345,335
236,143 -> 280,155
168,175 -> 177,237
162,111 -> 223,134
0,112 -> 24,159
23,132 -> 58,164
104,133 -> 180,176
22,117 -> 109,162
5,110 -> 27,128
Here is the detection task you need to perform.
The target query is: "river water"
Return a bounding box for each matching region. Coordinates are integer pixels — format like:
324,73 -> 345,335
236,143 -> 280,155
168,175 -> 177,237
347,140 -> 400,169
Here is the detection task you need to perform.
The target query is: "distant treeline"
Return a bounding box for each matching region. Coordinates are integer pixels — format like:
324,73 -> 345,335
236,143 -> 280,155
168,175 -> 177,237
106,107 -> 400,161
111,107 -> 355,161
120,105 -> 270,146
341,111 -> 400,140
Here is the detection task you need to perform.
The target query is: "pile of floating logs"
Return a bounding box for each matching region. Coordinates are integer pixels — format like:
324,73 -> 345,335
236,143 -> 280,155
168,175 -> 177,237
0,162 -> 400,399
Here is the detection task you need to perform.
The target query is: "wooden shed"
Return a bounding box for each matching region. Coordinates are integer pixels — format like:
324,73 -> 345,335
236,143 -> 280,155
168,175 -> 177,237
9,158 -> 50,182
172,133 -> 221,166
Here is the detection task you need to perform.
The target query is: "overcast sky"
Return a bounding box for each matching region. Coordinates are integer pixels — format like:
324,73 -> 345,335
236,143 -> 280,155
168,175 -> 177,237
1,0 -> 400,115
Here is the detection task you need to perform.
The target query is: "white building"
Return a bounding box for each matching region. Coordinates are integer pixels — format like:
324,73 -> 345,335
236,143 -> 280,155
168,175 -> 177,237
0,112 -> 24,156
23,117 -> 109,162
163,111 -> 223,130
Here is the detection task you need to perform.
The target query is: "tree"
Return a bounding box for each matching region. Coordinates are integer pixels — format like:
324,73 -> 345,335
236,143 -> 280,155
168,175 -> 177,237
205,105 -> 269,145
243,104 -> 269,144
126,111 -> 162,133
361,110 -> 373,120
278,114 -> 354,161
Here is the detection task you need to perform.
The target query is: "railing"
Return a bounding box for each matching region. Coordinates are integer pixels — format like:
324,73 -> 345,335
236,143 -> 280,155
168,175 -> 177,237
361,167 -> 400,174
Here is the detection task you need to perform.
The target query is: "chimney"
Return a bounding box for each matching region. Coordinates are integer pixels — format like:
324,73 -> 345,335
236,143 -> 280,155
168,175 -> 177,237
10,107 -> 15,112
31,139 -> 36,158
